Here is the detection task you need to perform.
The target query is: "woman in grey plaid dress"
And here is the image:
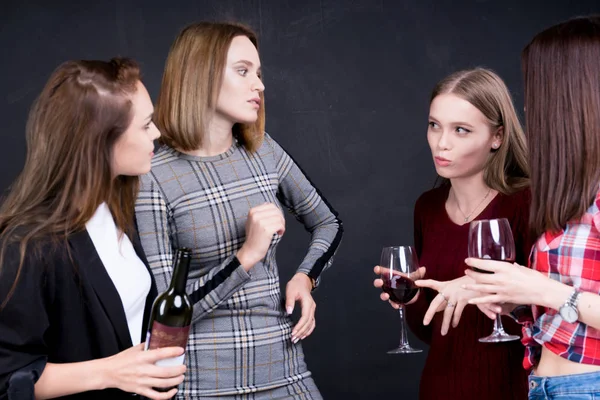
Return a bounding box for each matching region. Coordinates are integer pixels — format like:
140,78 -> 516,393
135,22 -> 343,399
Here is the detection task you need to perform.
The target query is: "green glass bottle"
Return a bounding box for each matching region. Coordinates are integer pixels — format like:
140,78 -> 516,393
145,248 -> 193,380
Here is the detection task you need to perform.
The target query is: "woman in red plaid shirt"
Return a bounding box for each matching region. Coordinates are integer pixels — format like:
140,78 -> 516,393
465,15 -> 600,399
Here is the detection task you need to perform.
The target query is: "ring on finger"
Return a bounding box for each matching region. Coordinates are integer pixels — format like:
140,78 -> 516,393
439,292 -> 449,302
446,301 -> 456,308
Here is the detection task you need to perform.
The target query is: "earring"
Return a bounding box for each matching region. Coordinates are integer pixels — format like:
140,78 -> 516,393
492,143 -> 499,149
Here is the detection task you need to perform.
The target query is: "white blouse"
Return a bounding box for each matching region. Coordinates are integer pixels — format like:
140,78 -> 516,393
85,202 -> 151,345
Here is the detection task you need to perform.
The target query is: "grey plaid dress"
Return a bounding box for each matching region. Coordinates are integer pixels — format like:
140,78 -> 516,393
135,133 -> 343,399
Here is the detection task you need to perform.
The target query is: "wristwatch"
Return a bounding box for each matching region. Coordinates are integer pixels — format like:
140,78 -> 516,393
558,288 -> 582,324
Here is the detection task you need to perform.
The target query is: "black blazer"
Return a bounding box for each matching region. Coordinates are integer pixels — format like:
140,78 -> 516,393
0,229 -> 158,399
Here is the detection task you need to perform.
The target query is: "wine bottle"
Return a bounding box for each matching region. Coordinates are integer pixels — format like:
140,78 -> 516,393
145,248 -> 193,371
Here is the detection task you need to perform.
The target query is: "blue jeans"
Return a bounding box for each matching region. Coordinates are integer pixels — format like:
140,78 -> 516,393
529,371 -> 600,399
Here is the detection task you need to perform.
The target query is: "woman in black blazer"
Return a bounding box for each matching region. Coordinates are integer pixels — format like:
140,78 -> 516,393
0,58 -> 185,399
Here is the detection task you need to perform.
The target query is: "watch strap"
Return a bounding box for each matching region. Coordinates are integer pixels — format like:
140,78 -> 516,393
566,288 -> 582,308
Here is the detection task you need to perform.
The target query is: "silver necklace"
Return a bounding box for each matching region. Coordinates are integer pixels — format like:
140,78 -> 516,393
454,188 -> 492,223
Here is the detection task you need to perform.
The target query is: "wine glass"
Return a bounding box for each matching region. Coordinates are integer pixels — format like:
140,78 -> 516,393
467,218 -> 520,343
379,246 -> 422,354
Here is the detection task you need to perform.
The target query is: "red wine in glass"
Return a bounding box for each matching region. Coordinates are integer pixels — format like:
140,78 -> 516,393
379,245 -> 422,354
472,255 -> 515,274
382,275 -> 418,304
467,218 -> 520,343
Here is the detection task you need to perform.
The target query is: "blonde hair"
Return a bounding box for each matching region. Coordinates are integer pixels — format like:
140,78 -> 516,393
156,22 -> 265,152
431,68 -> 529,194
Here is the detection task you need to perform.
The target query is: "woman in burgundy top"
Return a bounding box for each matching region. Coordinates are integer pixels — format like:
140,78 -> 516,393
375,68 -> 531,399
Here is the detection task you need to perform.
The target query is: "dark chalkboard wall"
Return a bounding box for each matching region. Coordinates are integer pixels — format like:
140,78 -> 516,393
1,1 -> 598,398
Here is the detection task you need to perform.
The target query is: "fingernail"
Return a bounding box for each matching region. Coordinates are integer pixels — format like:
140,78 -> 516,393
292,337 -> 299,344
286,306 -> 293,315
301,336 -> 306,340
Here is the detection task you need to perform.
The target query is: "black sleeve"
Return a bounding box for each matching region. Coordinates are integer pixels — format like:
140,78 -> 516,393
0,244 -> 53,399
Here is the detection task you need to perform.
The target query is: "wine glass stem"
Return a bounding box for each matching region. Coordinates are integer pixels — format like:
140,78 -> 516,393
397,305 -> 410,347
493,314 -> 507,334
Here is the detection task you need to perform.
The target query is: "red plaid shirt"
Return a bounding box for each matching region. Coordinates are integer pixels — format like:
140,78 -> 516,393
522,189 -> 600,370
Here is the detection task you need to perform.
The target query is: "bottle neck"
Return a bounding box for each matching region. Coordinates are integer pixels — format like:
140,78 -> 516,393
170,250 -> 191,293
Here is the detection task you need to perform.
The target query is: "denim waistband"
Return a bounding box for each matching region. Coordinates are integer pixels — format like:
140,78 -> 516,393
528,370 -> 600,399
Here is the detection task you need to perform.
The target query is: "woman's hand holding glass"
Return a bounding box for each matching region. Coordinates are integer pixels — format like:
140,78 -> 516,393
374,246 -> 423,354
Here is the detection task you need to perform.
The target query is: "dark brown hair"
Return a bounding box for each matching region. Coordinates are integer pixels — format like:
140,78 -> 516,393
431,68 -> 529,194
522,15 -> 600,238
0,58 -> 141,307
156,21 -> 265,152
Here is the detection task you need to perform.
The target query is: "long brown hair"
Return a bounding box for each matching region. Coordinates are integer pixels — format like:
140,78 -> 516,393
431,68 -> 529,194
0,58 -> 141,307
522,16 -> 600,238
156,21 -> 265,152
